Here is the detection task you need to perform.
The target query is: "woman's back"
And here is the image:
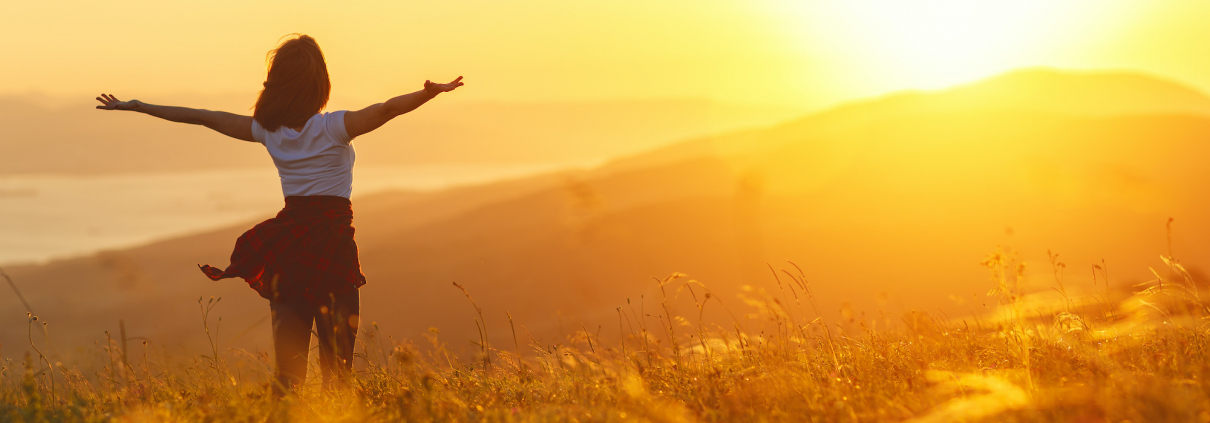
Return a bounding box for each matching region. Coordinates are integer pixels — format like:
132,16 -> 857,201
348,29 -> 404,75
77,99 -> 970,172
252,110 -> 355,198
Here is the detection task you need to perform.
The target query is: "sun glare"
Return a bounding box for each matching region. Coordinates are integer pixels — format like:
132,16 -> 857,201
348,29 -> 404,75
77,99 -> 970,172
854,1 -> 1056,87
778,0 -> 1133,91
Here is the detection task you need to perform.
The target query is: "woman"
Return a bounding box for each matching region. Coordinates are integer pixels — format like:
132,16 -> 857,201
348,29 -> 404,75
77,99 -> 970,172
95,34 -> 463,395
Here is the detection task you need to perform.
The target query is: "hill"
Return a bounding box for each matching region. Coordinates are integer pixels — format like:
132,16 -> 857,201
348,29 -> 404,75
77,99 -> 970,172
4,68 -> 1210,357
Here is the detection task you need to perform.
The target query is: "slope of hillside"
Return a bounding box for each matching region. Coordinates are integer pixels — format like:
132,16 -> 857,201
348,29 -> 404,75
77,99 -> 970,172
595,68 -> 1210,174
5,69 -> 1210,358
885,68 -> 1210,117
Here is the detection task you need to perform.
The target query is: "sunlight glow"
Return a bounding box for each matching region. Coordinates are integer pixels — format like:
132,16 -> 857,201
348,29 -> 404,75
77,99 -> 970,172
777,0 -> 1135,90
854,0 -> 1056,87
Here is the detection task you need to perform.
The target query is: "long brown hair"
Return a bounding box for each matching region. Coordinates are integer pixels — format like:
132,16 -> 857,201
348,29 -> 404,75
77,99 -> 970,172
253,34 -> 331,132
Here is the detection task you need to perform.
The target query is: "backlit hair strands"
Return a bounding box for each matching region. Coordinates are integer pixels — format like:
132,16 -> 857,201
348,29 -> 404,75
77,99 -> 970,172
253,34 -> 331,132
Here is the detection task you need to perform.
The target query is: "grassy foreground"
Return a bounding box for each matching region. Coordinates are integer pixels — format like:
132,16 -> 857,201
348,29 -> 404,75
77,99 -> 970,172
3,252 -> 1210,422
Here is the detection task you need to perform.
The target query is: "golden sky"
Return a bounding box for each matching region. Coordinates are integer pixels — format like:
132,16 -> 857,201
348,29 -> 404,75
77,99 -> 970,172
4,0 -> 1210,109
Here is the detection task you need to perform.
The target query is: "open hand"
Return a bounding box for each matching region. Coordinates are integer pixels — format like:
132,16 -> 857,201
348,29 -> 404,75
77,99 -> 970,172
424,76 -> 464,95
95,94 -> 141,111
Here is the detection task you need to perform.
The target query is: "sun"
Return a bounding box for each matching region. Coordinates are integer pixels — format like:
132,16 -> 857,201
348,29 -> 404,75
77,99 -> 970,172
776,0 -> 1130,91
853,1 -> 1058,88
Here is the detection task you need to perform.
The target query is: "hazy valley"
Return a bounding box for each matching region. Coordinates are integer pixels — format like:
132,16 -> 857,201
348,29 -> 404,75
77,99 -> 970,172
4,69 -> 1209,361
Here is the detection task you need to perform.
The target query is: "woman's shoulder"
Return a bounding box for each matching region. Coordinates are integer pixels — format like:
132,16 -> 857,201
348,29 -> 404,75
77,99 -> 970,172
307,110 -> 348,124
258,112 -> 350,144
316,111 -> 352,144
316,110 -> 349,120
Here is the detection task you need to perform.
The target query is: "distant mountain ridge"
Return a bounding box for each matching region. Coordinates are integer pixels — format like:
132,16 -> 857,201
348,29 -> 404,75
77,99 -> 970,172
818,68 -> 1210,124
599,68 -> 1210,175
0,96 -> 797,175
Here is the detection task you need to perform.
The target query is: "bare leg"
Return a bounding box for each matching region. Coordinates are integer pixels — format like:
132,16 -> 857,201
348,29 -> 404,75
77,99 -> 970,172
270,299 -> 314,397
315,290 -> 360,389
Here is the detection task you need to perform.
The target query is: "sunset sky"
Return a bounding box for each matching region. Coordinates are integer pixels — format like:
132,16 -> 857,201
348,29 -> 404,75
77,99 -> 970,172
3,0 -> 1210,110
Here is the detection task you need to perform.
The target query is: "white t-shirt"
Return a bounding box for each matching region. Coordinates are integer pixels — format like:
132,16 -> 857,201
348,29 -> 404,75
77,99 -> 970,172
252,111 -> 355,198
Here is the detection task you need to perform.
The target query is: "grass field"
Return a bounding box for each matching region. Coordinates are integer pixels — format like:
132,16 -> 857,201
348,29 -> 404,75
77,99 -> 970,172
3,250 -> 1209,422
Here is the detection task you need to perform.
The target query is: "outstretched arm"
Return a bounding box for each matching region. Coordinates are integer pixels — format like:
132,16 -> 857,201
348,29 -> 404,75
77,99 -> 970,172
344,77 -> 464,139
95,94 -> 255,142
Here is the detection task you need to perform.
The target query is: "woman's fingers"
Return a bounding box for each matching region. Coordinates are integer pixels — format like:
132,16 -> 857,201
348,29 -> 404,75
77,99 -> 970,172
441,77 -> 464,92
95,93 -> 127,109
422,78 -> 463,93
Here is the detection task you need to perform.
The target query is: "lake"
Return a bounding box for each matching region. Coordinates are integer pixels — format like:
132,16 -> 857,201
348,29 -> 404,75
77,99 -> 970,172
0,164 -> 568,266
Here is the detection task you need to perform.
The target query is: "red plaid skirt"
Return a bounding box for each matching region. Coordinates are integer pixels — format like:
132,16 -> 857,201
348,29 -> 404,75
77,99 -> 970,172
199,195 -> 366,305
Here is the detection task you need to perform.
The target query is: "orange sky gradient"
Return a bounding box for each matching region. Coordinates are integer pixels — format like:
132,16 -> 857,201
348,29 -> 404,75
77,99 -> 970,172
4,0 -> 1210,110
